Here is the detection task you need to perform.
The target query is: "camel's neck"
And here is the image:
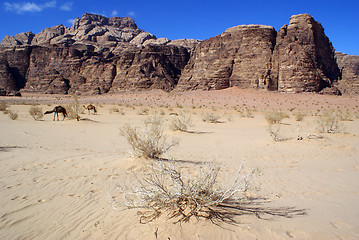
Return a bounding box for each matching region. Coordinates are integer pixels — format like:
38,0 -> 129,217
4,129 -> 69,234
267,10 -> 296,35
44,110 -> 55,115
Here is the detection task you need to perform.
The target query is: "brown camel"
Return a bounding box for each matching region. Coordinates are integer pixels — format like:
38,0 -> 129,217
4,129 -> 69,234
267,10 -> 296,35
44,106 -> 67,121
83,104 -> 97,114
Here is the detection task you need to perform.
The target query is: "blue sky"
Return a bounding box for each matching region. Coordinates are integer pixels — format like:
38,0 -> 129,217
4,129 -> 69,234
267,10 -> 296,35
0,0 -> 358,55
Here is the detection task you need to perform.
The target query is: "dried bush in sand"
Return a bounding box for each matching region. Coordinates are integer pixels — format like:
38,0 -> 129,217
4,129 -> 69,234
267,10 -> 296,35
170,111 -> 194,132
238,107 -> 254,118
137,108 -> 149,115
66,96 -> 81,121
316,111 -> 343,133
110,107 -> 120,113
29,105 -> 43,120
264,111 -> 289,125
121,116 -> 178,159
267,123 -> 283,142
294,112 -> 305,121
111,161 -> 259,223
8,110 -> 19,120
0,102 -> 8,112
65,105 -> 78,120
110,107 -> 125,115
264,111 -> 289,142
337,110 -> 353,121
202,112 -> 221,123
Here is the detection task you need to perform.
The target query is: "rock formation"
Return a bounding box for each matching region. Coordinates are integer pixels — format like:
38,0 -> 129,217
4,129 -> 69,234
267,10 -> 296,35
177,14 -> 341,94
335,52 -> 359,94
176,25 -> 277,91
272,14 -> 339,93
0,13 -> 192,95
0,13 -> 357,96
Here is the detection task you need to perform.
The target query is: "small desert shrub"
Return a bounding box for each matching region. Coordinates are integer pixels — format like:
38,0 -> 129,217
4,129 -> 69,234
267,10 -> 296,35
8,110 -> 19,120
121,118 -> 178,159
159,109 -> 165,116
176,103 -> 184,109
66,96 -> 81,120
265,111 -> 289,141
337,111 -> 352,121
264,111 -> 289,124
112,161 -> 258,223
316,111 -> 342,133
65,104 -> 78,120
110,107 -> 125,115
202,112 -> 220,123
144,114 -> 163,127
294,112 -> 305,121
0,102 -> 8,112
110,107 -> 120,113
238,107 -> 254,118
170,111 -> 193,132
267,123 -> 282,142
137,108 -> 149,115
29,105 -> 43,120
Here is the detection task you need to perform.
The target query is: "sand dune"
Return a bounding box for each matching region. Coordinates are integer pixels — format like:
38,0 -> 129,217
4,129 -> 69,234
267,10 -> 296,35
1,89 -> 359,239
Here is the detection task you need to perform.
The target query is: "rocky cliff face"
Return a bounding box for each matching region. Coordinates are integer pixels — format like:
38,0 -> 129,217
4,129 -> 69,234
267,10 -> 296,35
177,14 -> 341,93
0,13 -> 356,96
0,13 -> 194,95
272,14 -> 339,93
177,25 -> 276,91
335,52 -> 359,94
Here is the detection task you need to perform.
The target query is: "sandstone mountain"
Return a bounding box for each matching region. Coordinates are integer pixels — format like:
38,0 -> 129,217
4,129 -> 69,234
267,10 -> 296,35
0,13 -> 197,95
0,13 -> 357,96
177,14 -> 342,94
334,52 -> 359,94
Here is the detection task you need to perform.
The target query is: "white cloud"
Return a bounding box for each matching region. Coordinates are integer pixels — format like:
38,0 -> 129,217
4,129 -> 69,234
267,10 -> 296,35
44,1 -> 56,8
67,18 -> 75,24
4,1 -> 56,14
60,2 -> 73,11
127,11 -> 135,17
111,10 -> 118,16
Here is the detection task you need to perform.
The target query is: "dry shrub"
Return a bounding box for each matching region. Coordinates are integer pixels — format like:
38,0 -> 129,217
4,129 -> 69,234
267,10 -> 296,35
29,105 -> 43,120
265,111 -> 290,142
8,110 -> 18,120
267,123 -> 282,142
110,107 -> 120,113
144,114 -> 163,126
316,111 -> 342,133
238,107 -> 254,118
202,112 -> 220,123
66,96 -> 81,120
112,161 -> 258,223
137,108 -> 149,115
0,102 -> 8,112
264,111 -> 289,124
121,116 -> 178,159
65,104 -> 78,120
294,112 -> 305,121
170,111 -> 193,132
337,111 -> 352,121
110,107 -> 125,115
159,109 -> 165,116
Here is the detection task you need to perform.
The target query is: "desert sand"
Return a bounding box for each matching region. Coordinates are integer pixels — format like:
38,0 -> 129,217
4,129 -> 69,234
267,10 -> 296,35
1,88 -> 359,240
